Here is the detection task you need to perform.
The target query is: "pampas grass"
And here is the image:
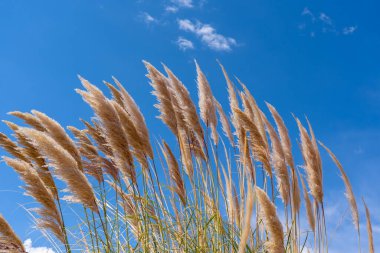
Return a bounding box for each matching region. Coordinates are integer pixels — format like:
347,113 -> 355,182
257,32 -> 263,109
3,157 -> 65,243
256,186 -> 284,253
0,214 -> 24,251
0,60 -> 375,253
319,142 -> 360,240
18,127 -> 98,213
363,198 -> 374,253
196,61 -> 218,145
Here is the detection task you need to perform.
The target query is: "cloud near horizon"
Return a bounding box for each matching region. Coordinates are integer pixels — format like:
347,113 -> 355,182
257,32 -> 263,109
24,239 -> 55,253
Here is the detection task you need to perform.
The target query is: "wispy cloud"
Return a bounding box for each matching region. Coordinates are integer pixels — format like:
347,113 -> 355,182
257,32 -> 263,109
165,0 -> 193,13
176,37 -> 194,51
178,19 -> 237,51
24,239 -> 55,253
302,7 -> 316,22
342,26 -> 357,35
139,12 -> 157,24
171,0 -> 193,8
300,8 -> 357,37
165,6 -> 179,13
319,13 -> 333,26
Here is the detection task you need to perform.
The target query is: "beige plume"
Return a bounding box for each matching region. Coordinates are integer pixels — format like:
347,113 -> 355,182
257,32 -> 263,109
18,127 -> 98,212
32,110 -> 82,169
300,175 -> 315,232
4,157 -> 65,242
266,103 -> 300,212
68,126 -> 104,183
163,64 -> 205,147
214,98 -> 234,145
112,76 -> 153,158
295,117 -> 323,203
233,107 -> 272,177
8,111 -> 45,131
238,184 -> 254,253
261,113 -> 290,205
256,186 -> 284,253
3,121 -> 58,198
195,61 -> 218,145
320,142 -> 359,234
0,214 -> 24,251
144,61 -> 178,136
76,76 -> 135,183
162,141 -> 186,206
363,198 -> 374,253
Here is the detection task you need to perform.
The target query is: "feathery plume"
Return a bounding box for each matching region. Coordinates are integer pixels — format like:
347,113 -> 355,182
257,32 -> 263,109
238,184 -> 254,253
319,142 -> 359,234
18,127 -> 98,212
0,133 -> 28,162
218,62 -> 246,155
195,61 -> 218,145
3,121 -> 58,197
266,103 -> 300,211
0,215 -> 24,251
256,186 -> 284,253
300,175 -> 315,232
261,113 -> 290,205
76,76 -> 135,183
144,61 -> 178,136
266,103 -> 295,168
104,81 -> 125,108
162,141 -> 186,206
238,79 -> 268,148
177,127 -> 194,178
8,111 -> 45,131
144,61 -> 199,174
81,119 -> 113,157
214,98 -> 234,145
163,64 -> 205,146
295,117 -> 323,203
112,76 -> 153,158
32,110 -> 82,169
242,136 -> 256,183
112,101 -> 148,169
3,157 -> 64,242
68,126 -> 104,183
217,61 -> 239,114
363,198 -> 374,253
233,107 -> 272,177
161,64 -> 208,163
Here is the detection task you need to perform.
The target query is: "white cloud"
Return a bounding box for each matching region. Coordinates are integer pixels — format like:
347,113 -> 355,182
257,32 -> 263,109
302,7 -> 316,22
176,37 -> 194,50
139,12 -> 156,24
342,26 -> 357,35
319,13 -> 333,26
165,6 -> 179,13
171,0 -> 193,8
24,239 -> 55,253
178,19 -> 237,51
300,8 -> 357,37
165,0 -> 193,13
178,19 -> 196,31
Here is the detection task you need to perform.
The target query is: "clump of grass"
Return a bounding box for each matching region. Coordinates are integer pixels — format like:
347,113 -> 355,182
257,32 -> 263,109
0,61 -> 375,253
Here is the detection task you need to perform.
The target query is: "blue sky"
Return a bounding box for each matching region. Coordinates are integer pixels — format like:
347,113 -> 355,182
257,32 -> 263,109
0,0 -> 379,251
